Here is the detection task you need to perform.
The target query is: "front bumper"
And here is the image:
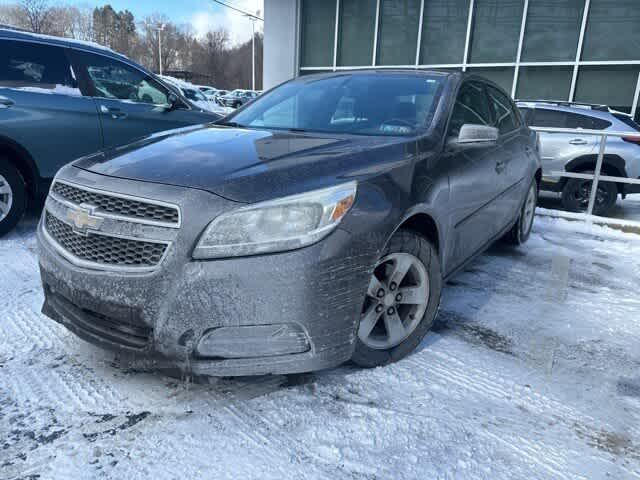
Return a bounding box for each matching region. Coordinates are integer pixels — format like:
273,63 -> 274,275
38,167 -> 375,376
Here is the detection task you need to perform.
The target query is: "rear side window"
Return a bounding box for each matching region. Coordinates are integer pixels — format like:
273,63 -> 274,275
531,108 -> 611,130
487,86 -> 519,134
448,82 -> 493,137
0,39 -> 78,93
72,51 -> 170,105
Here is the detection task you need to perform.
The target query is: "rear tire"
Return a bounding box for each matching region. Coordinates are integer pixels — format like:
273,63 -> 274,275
0,159 -> 26,237
504,178 -> 537,245
561,173 -> 617,216
351,229 -> 442,368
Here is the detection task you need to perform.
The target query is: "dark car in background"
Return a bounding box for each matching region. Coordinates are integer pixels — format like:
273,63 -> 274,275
218,89 -> 258,108
0,28 -> 220,235
38,70 -> 541,377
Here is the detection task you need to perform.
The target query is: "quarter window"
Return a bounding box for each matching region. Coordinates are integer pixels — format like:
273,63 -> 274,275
74,51 -> 169,105
0,40 -> 78,93
448,82 -> 493,137
487,86 -> 519,134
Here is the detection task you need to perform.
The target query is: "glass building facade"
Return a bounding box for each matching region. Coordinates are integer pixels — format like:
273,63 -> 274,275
297,0 -> 640,121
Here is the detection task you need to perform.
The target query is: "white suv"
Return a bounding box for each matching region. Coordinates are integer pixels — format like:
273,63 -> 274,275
517,101 -> 640,215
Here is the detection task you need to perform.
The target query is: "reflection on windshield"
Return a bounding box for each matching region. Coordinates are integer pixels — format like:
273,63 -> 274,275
229,74 -> 445,136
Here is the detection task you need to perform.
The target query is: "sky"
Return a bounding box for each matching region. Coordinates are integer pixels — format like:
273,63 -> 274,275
1,0 -> 263,44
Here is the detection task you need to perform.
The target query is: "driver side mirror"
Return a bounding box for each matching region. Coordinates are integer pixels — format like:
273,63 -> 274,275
165,92 -> 182,111
454,124 -> 499,145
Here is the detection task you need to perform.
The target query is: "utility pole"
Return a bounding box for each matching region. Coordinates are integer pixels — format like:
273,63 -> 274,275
211,1 -> 263,91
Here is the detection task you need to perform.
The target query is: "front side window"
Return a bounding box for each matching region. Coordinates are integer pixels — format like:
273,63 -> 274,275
74,51 -> 169,105
228,73 -> 445,137
0,39 -> 78,94
487,86 -> 519,134
448,82 -> 493,137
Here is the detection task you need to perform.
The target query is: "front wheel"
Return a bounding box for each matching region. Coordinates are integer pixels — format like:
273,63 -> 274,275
352,230 -> 442,368
0,160 -> 26,237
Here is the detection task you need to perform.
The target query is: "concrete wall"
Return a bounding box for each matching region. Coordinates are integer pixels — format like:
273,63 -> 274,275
263,0 -> 299,90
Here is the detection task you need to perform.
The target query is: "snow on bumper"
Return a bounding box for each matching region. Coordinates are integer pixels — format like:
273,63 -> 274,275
37,168 -> 374,376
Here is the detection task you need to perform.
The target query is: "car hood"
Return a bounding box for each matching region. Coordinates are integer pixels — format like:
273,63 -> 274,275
73,125 -> 415,203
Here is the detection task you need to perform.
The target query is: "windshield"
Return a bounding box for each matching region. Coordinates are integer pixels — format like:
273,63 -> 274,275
227,73 -> 445,136
183,88 -> 207,102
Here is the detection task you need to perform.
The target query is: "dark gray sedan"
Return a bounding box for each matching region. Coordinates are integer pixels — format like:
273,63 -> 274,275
37,70 -> 541,377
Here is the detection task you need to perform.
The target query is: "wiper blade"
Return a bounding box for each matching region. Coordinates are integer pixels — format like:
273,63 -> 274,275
216,120 -> 243,127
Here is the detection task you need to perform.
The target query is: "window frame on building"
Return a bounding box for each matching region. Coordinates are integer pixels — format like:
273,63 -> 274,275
297,0 -> 640,122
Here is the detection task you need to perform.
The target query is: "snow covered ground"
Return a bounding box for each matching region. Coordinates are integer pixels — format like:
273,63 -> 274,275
1,213 -> 640,479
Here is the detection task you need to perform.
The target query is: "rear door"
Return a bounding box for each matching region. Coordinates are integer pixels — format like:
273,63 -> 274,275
528,108 -> 597,182
69,50 -> 216,149
486,85 -> 529,226
0,39 -> 103,179
444,81 -> 503,273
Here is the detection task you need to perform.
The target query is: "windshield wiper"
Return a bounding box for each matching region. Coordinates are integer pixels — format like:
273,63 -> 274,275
216,120 -> 243,128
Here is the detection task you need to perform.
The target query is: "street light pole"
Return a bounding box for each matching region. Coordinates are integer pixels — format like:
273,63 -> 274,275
154,23 -> 165,75
251,18 -> 255,90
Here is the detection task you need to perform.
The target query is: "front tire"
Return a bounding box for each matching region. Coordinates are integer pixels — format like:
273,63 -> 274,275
0,159 -> 26,237
352,229 -> 442,368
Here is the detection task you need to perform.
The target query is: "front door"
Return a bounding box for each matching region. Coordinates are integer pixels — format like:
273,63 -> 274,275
70,50 -> 216,149
444,81 -> 503,274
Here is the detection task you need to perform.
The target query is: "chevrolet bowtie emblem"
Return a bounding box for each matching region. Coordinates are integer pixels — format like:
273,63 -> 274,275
67,205 -> 103,234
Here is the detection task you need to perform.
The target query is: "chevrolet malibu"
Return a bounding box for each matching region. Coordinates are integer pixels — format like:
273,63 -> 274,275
38,71 -> 541,377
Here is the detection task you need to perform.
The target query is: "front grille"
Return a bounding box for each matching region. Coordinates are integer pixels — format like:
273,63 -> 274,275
45,212 -> 167,268
52,182 -> 179,225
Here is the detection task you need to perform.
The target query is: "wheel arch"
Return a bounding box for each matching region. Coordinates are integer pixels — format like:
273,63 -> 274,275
0,135 -> 41,199
393,208 -> 442,263
564,154 -> 627,193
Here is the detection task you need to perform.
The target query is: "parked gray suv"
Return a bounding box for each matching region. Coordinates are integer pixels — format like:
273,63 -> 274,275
517,101 -> 640,215
0,28 -> 221,236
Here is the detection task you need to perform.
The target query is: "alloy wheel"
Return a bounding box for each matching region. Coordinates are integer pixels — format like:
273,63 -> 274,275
0,174 -> 13,222
358,252 -> 429,350
575,180 -> 607,209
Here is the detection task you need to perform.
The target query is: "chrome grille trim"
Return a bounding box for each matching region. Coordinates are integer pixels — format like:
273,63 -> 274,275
51,179 -> 181,228
43,211 -> 171,273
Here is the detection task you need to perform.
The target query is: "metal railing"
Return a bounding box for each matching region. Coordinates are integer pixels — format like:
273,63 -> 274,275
529,126 -> 640,224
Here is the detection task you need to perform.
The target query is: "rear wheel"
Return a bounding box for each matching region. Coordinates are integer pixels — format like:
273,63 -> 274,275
504,179 -> 537,245
352,230 -> 441,368
0,159 -> 26,237
561,172 -> 617,216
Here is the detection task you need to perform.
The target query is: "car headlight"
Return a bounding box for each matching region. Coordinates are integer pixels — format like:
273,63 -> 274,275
193,181 -> 357,259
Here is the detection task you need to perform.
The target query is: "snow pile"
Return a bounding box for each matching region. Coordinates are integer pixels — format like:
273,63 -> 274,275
1,214 -> 639,479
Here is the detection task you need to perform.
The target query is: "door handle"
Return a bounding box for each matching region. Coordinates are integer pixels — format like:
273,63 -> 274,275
100,105 -> 127,120
0,96 -> 14,108
569,138 -> 588,145
495,160 -> 506,173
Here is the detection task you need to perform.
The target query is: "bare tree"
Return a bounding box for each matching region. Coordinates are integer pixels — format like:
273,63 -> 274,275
19,0 -> 53,33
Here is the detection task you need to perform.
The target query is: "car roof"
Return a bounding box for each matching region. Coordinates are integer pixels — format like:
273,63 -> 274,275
515,100 -> 625,121
0,26 -> 157,81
